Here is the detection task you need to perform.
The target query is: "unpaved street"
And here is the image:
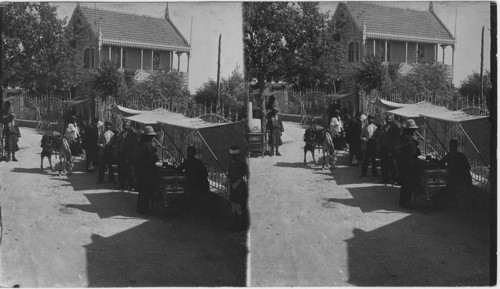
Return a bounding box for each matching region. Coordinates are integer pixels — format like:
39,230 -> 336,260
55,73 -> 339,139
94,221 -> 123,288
249,121 -> 491,286
0,127 -> 246,287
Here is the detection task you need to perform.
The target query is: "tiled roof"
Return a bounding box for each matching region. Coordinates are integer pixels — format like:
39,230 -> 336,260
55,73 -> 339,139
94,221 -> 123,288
78,5 -> 190,51
343,2 -> 455,43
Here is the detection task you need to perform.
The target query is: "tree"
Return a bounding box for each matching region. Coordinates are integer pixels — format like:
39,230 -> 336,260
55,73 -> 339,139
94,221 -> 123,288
458,70 -> 492,99
3,3 -> 84,93
395,63 -> 455,103
318,18 -> 348,93
89,60 -> 133,102
194,67 -> 247,118
243,2 -> 341,90
131,69 -> 190,109
355,55 -> 386,96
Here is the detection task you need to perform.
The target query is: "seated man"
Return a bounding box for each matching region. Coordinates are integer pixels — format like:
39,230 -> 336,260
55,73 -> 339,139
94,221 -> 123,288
177,146 -> 210,213
440,139 -> 472,205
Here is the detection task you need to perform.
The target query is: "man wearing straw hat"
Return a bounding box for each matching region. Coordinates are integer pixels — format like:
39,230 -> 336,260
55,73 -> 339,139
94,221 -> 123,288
135,125 -> 159,215
397,119 -> 422,209
226,145 -> 249,232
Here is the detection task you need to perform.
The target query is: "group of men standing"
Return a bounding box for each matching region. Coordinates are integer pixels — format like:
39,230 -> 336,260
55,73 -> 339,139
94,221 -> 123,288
344,113 -> 404,184
80,119 -> 136,191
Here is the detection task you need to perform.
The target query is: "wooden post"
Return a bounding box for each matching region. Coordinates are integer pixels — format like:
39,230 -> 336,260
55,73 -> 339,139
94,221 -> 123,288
216,34 -> 222,114
140,49 -> 143,70
480,26 -> 484,103
405,42 -> 408,63
384,40 -> 388,62
120,47 -> 123,69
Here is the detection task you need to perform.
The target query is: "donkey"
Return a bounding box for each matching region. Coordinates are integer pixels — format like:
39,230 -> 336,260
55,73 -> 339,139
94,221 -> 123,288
53,135 -> 74,176
321,131 -> 337,170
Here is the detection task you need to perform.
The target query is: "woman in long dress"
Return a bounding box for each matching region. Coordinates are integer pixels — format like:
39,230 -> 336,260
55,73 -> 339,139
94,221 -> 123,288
3,113 -> 21,162
266,107 -> 284,156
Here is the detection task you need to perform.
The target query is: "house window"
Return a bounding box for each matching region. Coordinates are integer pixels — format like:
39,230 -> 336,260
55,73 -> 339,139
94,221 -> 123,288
83,48 -> 94,68
115,48 -> 121,67
348,41 -> 359,62
153,51 -> 161,70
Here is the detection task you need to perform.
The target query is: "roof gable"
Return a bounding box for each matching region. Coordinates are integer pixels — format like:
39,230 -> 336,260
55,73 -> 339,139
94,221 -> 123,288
337,2 -> 455,44
76,5 -> 190,51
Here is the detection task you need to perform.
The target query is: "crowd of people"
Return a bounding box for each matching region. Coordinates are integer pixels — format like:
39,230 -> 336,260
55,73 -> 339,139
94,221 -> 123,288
311,105 -> 473,209
59,111 -> 250,229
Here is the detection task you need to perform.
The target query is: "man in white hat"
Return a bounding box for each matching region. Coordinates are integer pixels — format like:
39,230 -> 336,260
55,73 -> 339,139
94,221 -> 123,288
226,145 -> 249,232
134,125 -> 159,215
397,119 -> 421,208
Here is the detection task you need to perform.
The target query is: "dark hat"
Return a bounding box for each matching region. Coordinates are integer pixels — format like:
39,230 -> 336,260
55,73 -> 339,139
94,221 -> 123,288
104,121 -> 112,126
405,119 -> 418,129
367,115 -> 375,120
142,125 -> 157,136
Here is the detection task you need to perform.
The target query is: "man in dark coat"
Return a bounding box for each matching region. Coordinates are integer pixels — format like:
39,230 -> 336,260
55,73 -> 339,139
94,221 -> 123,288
226,146 -> 249,232
379,114 -> 401,184
440,139 -> 472,204
82,117 -> 99,172
397,119 -> 422,209
3,113 -> 21,162
266,108 -> 284,156
97,122 -> 115,183
177,146 -> 210,214
135,126 -> 159,215
345,112 -> 362,166
115,120 -> 137,191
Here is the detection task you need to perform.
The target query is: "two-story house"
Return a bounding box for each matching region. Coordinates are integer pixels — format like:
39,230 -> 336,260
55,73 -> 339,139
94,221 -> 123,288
331,2 -> 456,112
68,3 -> 191,87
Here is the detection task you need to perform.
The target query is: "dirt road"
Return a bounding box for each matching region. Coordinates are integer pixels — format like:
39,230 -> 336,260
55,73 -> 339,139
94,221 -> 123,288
0,127 -> 246,287
248,121 -> 492,286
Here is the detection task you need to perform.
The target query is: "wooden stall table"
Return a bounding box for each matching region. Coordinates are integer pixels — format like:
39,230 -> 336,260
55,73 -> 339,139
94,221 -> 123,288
412,158 -> 449,212
152,165 -> 190,216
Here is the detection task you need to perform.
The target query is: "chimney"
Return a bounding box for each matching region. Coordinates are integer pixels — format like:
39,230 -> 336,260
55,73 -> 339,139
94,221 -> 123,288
429,1 -> 434,13
164,3 -> 170,20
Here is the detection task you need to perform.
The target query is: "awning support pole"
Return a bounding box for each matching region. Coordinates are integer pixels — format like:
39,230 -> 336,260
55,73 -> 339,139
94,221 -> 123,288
196,130 -> 229,178
458,122 -> 490,170
160,125 -> 185,161
422,117 -> 448,157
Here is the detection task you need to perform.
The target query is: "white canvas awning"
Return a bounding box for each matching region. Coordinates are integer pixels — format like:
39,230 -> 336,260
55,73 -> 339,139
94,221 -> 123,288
388,101 -> 448,118
420,109 -> 489,123
112,105 -> 146,117
373,98 -> 406,110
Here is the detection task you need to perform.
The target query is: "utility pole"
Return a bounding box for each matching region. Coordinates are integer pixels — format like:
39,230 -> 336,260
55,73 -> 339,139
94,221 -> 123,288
216,34 -> 221,114
480,26 -> 484,105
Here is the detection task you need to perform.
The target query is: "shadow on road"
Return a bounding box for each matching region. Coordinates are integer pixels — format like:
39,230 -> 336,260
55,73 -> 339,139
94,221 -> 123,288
66,190 -> 247,286
323,185 -> 404,213
346,211 -> 491,286
11,167 -> 50,175
66,191 -> 138,219
84,217 -> 247,287
274,162 -> 311,169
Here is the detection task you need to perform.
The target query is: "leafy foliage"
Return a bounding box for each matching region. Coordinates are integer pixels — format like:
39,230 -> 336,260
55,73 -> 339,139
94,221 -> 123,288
355,55 -> 386,95
194,67 -> 247,118
395,63 -> 455,102
458,70 -> 491,98
89,60 -> 132,101
3,3 -> 84,93
131,69 -> 190,109
243,2 -> 347,91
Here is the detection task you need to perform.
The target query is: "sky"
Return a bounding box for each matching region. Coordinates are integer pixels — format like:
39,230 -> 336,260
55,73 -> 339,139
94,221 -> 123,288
52,2 -> 244,93
319,1 -> 492,86
52,1 -> 491,90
